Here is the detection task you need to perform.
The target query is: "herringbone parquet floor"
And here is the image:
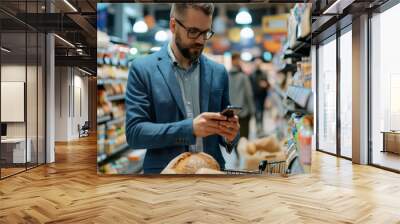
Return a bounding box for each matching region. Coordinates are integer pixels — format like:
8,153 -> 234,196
1,135 -> 400,223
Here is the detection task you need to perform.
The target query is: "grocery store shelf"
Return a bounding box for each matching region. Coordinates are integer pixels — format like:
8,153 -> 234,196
286,85 -> 313,113
278,63 -> 297,73
109,35 -> 129,45
290,35 -> 311,56
97,143 -> 130,167
106,117 -> 124,126
283,50 -> 303,59
287,86 -> 311,107
97,115 -> 111,124
99,149 -> 146,174
98,59 -> 130,68
107,94 -> 125,101
97,79 -> 125,86
119,161 -> 144,174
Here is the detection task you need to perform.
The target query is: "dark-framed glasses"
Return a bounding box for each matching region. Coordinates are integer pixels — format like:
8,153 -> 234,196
175,18 -> 214,40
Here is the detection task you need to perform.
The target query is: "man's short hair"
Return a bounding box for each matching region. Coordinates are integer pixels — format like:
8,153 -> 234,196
170,3 -> 214,19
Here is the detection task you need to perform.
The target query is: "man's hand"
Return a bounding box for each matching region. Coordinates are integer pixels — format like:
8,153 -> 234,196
193,112 -> 227,138
217,115 -> 240,142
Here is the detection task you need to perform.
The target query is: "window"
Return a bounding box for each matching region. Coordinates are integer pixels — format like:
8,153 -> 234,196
371,2 -> 400,171
317,36 -> 337,154
339,29 -> 352,158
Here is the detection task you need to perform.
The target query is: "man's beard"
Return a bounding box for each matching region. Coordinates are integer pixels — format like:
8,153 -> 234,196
175,33 -> 204,62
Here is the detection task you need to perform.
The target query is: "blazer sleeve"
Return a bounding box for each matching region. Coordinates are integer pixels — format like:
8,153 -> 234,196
125,62 -> 196,149
219,67 -> 240,150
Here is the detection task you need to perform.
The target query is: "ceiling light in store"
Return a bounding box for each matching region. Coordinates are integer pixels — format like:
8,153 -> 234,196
235,8 -> 252,25
155,30 -> 168,42
150,46 -> 161,52
263,52 -> 272,61
1,47 -> 11,53
130,47 -> 138,55
78,67 -> 92,76
63,0 -> 78,12
240,27 -> 254,39
241,52 -> 253,62
54,34 -> 75,48
133,20 -> 148,33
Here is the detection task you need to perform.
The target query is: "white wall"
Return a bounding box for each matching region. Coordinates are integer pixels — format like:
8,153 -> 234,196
55,67 -> 69,141
54,67 -> 89,141
1,65 -> 31,138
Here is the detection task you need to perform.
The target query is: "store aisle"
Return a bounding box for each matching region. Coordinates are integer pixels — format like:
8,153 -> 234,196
1,135 -> 400,223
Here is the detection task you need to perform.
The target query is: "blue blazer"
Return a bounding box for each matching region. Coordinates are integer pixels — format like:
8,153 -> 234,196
125,45 -> 238,174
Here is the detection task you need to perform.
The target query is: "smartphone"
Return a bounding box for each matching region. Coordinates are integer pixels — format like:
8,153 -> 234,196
220,105 -> 242,118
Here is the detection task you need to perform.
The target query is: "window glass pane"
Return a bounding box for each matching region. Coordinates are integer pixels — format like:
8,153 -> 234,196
318,37 -> 337,154
27,31 -> 38,169
0,2 -> 28,177
38,32 -> 45,165
340,29 -> 352,158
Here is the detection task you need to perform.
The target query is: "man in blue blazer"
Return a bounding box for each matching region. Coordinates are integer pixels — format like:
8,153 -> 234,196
125,3 -> 240,174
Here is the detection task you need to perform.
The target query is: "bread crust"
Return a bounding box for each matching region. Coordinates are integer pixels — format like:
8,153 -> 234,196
161,152 -> 221,174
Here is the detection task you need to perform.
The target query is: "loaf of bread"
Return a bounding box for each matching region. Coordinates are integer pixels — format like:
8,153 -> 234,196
237,136 -> 286,170
161,152 -> 221,174
195,168 -> 224,174
247,136 -> 281,155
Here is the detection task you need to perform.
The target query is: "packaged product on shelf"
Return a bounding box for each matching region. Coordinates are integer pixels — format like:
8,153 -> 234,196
97,124 -> 106,155
98,89 -> 108,105
111,103 -> 125,118
292,62 -> 303,87
115,134 -> 126,146
298,115 -> 313,172
287,11 -> 298,49
297,3 -> 311,39
105,139 -> 115,155
301,58 -> 312,89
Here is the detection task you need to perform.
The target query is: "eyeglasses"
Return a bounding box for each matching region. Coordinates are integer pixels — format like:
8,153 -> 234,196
174,18 -> 214,40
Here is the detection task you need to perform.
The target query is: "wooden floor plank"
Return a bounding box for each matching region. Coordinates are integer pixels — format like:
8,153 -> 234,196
0,135 -> 400,223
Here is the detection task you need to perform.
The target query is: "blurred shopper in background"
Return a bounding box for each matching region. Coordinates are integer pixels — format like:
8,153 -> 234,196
250,58 -> 270,137
229,52 -> 255,140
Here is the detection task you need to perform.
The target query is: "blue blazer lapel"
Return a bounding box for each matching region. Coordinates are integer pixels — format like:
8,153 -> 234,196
200,55 -> 212,113
156,47 -> 186,117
